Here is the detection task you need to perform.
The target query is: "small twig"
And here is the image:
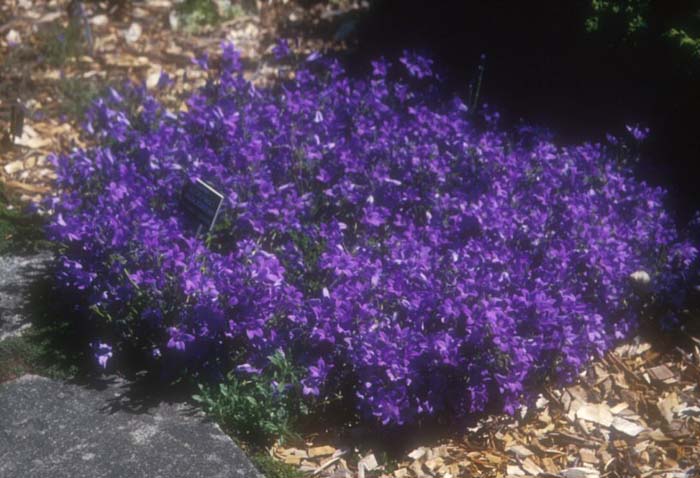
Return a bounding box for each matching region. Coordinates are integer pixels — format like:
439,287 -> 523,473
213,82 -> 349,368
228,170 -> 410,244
313,448 -> 348,475
675,346 -> 700,375
641,468 -> 684,478
0,178 -> 50,194
607,352 -> 646,385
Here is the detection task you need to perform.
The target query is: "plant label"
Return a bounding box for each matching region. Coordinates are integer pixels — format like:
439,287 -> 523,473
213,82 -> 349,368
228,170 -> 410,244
181,178 -> 224,234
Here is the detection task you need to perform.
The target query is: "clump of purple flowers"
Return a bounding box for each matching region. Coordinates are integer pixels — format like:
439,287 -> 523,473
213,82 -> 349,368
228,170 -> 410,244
47,44 -> 697,426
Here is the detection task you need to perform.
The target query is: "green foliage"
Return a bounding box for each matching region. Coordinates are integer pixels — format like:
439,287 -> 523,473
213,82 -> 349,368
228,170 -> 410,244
585,0 -> 649,39
57,77 -> 105,121
585,0 -> 700,56
0,279 -> 90,383
36,21 -> 88,67
668,27 -> 700,57
284,229 -> 327,296
193,350 -> 309,446
0,197 -> 47,255
177,0 -> 245,32
0,330 -> 79,382
250,454 -> 305,478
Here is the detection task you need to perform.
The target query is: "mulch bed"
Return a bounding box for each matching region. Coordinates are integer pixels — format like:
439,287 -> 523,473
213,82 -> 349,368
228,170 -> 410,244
273,336 -> 700,478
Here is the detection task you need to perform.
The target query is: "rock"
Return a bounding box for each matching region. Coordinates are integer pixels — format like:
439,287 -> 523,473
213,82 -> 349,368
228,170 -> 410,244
124,23 -> 142,43
0,253 -> 51,341
0,375 -> 264,477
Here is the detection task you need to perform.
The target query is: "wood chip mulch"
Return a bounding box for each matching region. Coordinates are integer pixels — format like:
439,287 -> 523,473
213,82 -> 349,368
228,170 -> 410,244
274,336 -> 700,478
1,0 -> 366,203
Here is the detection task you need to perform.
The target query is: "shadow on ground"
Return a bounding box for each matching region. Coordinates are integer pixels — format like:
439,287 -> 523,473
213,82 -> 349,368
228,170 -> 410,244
1,261 -> 197,417
281,0 -> 700,223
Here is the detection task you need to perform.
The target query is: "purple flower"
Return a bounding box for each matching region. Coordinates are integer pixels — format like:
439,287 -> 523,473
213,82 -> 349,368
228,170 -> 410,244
167,327 -> 195,352
46,43 -> 699,427
192,52 -> 209,70
92,342 -> 113,369
236,363 -> 262,374
626,123 -> 650,141
371,57 -> 389,77
273,38 -> 291,60
399,51 -> 433,79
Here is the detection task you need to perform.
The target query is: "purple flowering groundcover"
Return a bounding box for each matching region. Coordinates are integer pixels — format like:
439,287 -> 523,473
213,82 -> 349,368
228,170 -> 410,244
46,44 -> 698,426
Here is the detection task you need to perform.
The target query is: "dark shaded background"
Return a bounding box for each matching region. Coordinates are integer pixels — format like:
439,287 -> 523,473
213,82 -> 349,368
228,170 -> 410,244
345,0 -> 700,222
